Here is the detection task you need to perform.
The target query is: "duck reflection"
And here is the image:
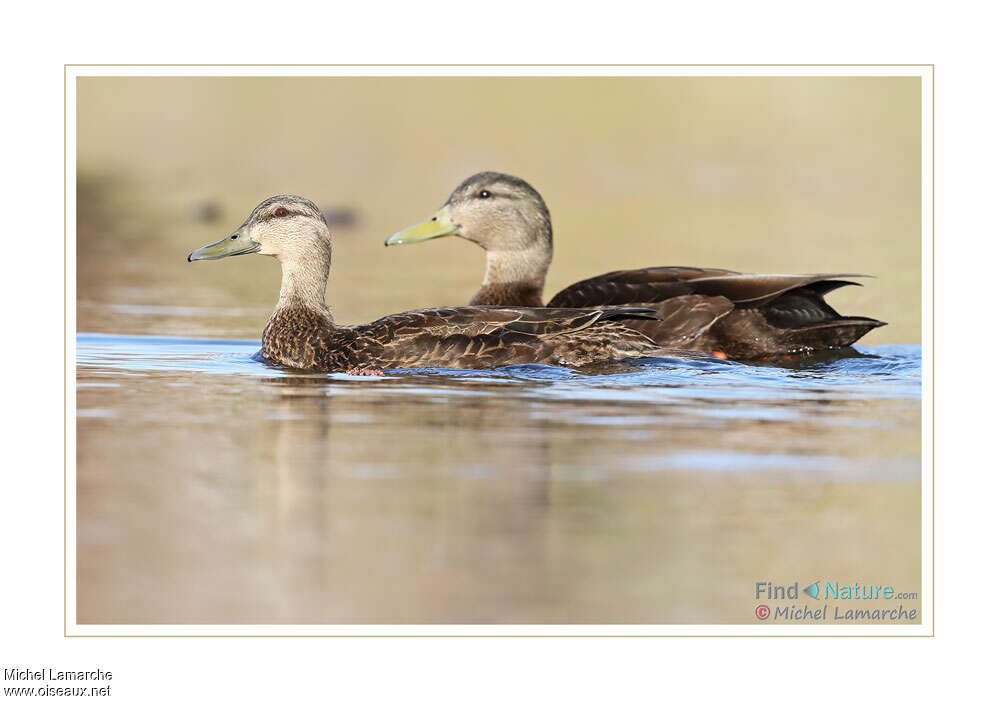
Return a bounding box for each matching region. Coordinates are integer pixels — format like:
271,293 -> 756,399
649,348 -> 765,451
246,374 -> 555,623
76,363 -> 921,625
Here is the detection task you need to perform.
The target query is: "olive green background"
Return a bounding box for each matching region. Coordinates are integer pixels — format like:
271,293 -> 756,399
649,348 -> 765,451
75,77 -> 923,624
77,77 -> 921,343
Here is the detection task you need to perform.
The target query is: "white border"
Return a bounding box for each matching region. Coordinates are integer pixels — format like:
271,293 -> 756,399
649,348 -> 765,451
69,64 -> 927,77
66,64 -> 933,637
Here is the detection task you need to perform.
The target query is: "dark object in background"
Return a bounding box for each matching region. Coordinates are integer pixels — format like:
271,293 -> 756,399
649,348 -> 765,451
190,200 -> 224,224
322,206 -> 360,231
188,201 -> 359,230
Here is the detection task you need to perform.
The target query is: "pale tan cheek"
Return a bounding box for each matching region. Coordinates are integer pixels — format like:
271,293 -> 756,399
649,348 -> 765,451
257,239 -> 279,257
255,229 -> 284,256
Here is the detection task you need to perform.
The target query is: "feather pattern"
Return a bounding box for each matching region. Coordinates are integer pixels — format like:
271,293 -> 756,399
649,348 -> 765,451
261,304 -> 668,372
546,267 -> 884,357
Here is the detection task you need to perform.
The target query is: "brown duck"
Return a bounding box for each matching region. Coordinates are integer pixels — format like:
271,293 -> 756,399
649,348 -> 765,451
188,195 -> 667,372
385,172 -> 886,360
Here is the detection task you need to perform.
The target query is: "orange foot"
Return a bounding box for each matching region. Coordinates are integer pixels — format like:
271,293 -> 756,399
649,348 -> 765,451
711,351 -> 728,360
346,368 -> 385,376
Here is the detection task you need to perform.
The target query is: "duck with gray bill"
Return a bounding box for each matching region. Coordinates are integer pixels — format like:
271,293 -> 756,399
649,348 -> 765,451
385,171 -> 886,360
188,195 -> 675,372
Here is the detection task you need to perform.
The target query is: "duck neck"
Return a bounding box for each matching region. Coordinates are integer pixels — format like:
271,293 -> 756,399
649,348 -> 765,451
276,239 -> 333,315
472,243 -> 552,307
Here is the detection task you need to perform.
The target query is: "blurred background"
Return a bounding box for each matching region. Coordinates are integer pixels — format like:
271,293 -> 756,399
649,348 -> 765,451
77,77 -> 920,340
75,77 -> 922,625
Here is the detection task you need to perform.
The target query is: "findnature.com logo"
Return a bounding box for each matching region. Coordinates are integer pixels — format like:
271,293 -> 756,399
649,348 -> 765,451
753,580 -> 919,622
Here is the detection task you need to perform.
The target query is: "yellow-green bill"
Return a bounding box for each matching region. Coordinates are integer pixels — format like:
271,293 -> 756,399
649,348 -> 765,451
384,207 -> 458,246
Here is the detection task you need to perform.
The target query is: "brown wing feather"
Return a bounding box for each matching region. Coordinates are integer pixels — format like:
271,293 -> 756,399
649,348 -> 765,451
548,267 -> 871,308
346,306 -> 663,370
546,268 -> 884,358
614,296 -> 735,348
548,267 -> 735,307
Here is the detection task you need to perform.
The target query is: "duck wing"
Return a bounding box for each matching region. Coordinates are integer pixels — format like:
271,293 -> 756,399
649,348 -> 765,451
547,268 -> 884,358
547,267 -> 868,308
349,306 -> 663,369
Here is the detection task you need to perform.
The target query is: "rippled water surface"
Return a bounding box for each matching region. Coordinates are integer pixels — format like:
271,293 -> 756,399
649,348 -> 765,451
76,333 -> 922,624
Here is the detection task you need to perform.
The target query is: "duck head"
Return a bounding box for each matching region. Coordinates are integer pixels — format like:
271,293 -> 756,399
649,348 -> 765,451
188,194 -> 330,265
385,171 -> 553,255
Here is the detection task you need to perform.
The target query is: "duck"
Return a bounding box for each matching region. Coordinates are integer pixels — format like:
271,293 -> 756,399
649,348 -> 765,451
187,195 -> 670,373
385,172 -> 886,360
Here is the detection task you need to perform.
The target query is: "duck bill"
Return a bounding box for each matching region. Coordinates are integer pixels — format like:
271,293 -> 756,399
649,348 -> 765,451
384,206 -> 459,246
187,225 -> 261,262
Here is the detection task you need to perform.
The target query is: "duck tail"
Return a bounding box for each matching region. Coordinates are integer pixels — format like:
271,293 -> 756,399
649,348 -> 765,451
780,317 -> 886,349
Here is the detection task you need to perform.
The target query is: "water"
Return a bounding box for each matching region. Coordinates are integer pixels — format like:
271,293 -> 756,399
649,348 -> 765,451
76,333 -> 922,624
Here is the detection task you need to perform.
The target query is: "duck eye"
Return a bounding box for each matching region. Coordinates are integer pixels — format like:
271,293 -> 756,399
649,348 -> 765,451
275,207 -> 289,217
478,190 -> 491,199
